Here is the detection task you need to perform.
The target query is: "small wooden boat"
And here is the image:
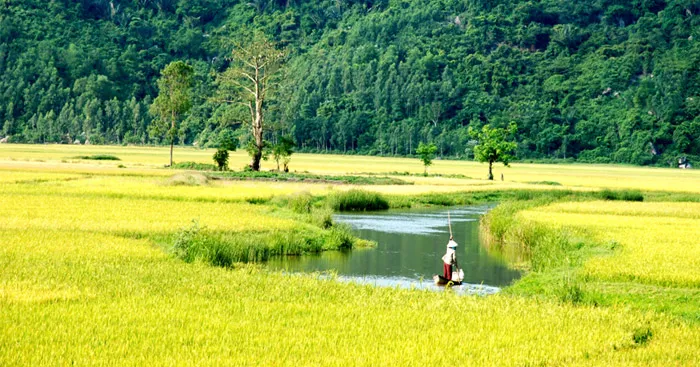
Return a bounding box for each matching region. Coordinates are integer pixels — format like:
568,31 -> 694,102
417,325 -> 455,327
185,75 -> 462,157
433,275 -> 462,286
433,269 -> 465,286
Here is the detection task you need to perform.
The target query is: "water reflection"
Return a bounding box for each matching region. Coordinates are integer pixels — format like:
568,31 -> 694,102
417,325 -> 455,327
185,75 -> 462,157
267,205 -> 521,292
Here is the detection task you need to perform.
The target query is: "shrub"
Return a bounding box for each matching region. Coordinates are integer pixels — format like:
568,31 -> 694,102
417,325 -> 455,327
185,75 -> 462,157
72,154 -> 120,161
212,149 -> 229,171
171,161 -> 218,171
327,189 -> 389,211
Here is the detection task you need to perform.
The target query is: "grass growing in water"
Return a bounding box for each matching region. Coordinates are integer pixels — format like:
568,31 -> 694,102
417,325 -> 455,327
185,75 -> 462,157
169,221 -> 356,266
327,189 -> 390,211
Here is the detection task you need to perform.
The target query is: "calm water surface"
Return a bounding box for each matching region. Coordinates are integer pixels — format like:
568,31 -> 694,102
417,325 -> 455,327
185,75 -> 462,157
267,206 -> 521,294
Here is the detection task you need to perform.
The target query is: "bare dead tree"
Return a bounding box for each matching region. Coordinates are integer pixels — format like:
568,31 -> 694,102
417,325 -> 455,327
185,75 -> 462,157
213,34 -> 286,170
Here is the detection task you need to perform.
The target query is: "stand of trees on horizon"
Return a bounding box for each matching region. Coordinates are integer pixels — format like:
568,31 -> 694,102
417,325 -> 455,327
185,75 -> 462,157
0,0 -> 698,167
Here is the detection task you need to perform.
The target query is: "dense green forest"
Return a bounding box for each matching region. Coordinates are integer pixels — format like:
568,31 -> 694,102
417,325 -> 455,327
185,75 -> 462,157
1,0 -> 698,165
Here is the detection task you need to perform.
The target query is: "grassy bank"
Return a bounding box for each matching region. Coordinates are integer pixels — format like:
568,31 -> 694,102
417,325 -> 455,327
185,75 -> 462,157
481,194 -> 700,324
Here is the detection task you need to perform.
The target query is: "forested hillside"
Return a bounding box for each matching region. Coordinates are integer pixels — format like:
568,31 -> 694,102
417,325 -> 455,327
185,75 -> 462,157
1,0 -> 698,165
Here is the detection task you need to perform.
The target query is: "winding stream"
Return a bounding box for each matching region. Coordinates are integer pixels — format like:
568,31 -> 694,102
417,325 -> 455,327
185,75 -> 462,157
267,205 -> 521,294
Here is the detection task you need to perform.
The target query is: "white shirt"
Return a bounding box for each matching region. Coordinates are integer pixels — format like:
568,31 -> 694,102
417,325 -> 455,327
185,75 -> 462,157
442,247 -> 456,265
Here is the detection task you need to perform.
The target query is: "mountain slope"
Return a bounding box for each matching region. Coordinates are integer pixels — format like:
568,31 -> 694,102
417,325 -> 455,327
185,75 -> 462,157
1,0 -> 698,165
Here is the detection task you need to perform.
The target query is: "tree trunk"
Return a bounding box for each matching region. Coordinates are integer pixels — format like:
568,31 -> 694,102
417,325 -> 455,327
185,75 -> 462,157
169,112 -> 175,167
488,160 -> 493,180
251,149 -> 262,171
250,72 -> 264,171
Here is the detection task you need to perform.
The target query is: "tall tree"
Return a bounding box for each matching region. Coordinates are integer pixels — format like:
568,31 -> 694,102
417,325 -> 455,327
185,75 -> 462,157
214,34 -> 286,171
149,61 -> 194,167
469,123 -> 518,180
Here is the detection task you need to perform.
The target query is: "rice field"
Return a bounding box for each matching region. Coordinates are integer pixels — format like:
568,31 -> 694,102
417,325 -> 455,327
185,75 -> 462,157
2,143 -> 700,193
521,202 -> 700,287
1,145 -> 700,365
2,228 -> 698,366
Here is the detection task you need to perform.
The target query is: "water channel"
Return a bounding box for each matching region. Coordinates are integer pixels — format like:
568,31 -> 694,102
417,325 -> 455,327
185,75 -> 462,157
267,205 -> 521,295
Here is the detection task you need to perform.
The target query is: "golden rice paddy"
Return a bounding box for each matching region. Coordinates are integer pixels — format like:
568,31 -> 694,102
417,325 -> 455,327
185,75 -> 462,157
1,144 -> 699,365
2,143 -> 700,193
521,201 -> 700,287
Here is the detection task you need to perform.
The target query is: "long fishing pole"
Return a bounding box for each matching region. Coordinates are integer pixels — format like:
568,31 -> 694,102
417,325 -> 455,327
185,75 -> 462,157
448,211 -> 453,237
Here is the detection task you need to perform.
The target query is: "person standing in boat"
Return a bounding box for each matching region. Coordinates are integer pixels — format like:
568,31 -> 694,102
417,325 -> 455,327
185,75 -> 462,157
442,236 -> 459,280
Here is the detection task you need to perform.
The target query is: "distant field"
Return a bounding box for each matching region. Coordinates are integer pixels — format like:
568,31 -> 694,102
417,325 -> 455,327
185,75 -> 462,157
1,144 -> 699,193
1,145 -> 699,365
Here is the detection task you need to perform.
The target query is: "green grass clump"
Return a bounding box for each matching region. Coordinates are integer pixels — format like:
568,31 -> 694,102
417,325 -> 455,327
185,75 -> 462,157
327,189 -> 389,211
245,197 -> 271,205
308,207 -> 334,229
599,189 -> 644,202
72,154 -> 121,160
170,221 -> 357,266
271,191 -> 315,214
171,161 -> 218,170
632,326 -> 653,345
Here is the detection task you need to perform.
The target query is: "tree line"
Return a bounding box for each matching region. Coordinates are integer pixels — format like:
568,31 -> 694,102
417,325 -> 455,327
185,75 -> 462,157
1,0 -> 698,167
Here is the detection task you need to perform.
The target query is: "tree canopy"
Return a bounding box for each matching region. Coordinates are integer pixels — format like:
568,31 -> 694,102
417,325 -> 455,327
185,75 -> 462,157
470,123 -> 518,180
150,61 -> 194,166
416,142 -> 438,174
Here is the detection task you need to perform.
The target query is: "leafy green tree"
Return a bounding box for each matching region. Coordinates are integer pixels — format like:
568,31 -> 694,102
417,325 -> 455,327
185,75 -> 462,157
416,142 -> 437,175
272,135 -> 295,172
214,33 -> 286,171
469,123 -> 518,180
212,129 -> 238,171
149,61 -> 194,167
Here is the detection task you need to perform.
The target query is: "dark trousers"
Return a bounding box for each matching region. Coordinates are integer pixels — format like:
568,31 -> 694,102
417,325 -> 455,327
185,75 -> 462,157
443,263 -> 452,280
